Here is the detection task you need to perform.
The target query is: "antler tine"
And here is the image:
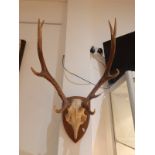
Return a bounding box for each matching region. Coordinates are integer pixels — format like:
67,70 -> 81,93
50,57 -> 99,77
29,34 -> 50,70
37,19 -> 47,72
84,19 -> 119,112
105,18 -> 119,77
31,19 -> 47,75
31,19 -> 69,113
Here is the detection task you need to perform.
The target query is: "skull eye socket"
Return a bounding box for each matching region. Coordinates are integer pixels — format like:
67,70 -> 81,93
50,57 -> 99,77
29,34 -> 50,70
65,113 -> 71,122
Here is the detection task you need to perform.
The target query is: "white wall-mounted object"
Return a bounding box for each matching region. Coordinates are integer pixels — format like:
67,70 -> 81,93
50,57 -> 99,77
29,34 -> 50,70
110,71 -> 135,155
110,71 -> 135,127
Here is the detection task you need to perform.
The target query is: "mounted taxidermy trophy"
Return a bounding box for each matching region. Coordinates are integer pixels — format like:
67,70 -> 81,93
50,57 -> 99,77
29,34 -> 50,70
31,19 -> 119,143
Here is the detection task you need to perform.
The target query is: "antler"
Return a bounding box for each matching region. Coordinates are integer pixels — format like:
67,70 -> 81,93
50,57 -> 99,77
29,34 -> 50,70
83,19 -> 119,114
31,19 -> 69,113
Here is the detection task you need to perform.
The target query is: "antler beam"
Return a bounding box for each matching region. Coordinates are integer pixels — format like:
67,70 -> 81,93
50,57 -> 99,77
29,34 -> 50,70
84,19 -> 119,114
31,19 -> 69,113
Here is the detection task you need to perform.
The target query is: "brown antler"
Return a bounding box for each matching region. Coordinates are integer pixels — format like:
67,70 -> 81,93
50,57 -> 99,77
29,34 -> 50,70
83,19 -> 119,114
31,19 -> 69,113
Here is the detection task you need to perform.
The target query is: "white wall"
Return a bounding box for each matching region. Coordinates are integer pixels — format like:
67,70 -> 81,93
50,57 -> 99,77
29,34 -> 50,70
58,0 -> 135,155
19,1 -> 67,155
19,0 -> 66,23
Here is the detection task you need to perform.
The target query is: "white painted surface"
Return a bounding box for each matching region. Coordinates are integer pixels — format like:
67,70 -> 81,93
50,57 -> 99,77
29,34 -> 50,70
19,1 -> 67,155
111,82 -> 135,148
116,143 -> 134,155
58,0 -> 135,155
125,71 -> 135,125
20,24 -> 62,155
111,81 -> 135,155
20,0 -> 66,23
110,71 -> 135,127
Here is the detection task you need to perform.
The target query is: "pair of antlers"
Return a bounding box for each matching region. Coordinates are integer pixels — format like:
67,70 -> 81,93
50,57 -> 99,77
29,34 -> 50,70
31,19 -> 119,114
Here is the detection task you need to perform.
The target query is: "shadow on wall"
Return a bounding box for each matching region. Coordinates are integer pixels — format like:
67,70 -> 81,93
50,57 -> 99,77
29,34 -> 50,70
20,57 -> 62,155
44,51 -> 80,155
20,101 -> 60,155
93,96 -> 114,155
44,94 -> 61,155
45,114 -> 80,155
44,50 -> 64,155
58,132 -> 80,155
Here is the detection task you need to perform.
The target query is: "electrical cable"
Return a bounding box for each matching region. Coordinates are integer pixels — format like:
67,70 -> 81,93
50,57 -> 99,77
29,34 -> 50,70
116,139 -> 135,150
62,55 -> 110,90
91,53 -> 105,67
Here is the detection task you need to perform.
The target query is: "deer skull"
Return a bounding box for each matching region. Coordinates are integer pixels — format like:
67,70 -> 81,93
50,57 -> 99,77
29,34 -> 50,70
62,96 -> 90,142
65,98 -> 87,140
